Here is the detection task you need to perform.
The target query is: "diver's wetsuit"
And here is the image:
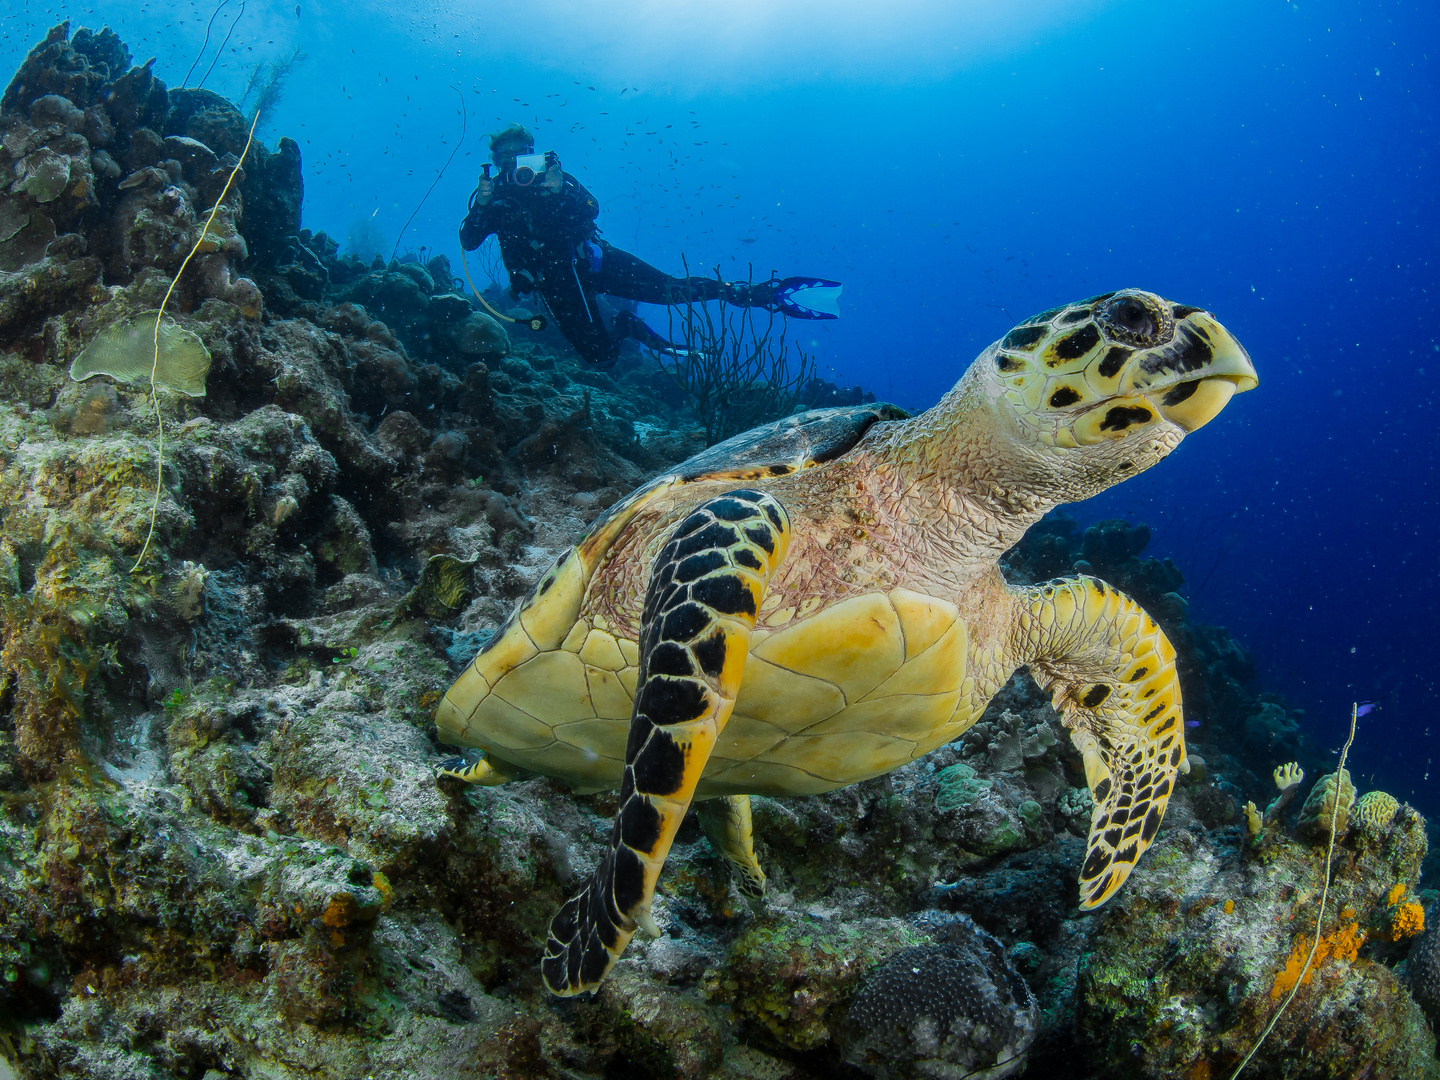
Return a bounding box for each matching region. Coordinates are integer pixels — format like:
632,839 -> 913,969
459,171 -> 729,368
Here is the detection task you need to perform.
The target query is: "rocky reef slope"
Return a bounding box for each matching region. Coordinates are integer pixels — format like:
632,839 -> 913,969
0,23 -> 1435,1080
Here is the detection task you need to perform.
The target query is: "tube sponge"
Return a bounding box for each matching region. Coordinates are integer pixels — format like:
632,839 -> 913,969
1264,761 -> 1305,823
69,312 -> 212,397
1273,762 -> 1304,792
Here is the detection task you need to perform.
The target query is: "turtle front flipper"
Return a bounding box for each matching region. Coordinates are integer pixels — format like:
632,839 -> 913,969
696,795 -> 767,900
1013,576 -> 1185,910
541,490 -> 791,996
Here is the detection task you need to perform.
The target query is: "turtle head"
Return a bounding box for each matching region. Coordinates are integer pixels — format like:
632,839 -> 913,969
980,289 -> 1257,499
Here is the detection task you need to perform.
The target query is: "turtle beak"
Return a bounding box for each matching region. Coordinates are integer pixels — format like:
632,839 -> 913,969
1134,312 -> 1258,433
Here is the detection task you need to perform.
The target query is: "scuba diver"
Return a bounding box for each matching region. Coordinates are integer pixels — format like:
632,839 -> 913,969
458,124 -> 840,369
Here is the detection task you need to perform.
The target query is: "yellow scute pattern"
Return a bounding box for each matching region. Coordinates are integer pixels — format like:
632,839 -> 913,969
762,730 -> 916,785
803,691 -> 963,744
731,654 -> 845,728
494,650 -> 593,724
469,693 -> 556,751
859,620 -> 966,701
518,552 -> 588,649
586,665 -> 634,719
750,592 -> 904,702
711,713 -> 790,762
579,629 -> 626,670
435,665 -> 490,738
890,588 -> 959,660
474,620 -> 538,684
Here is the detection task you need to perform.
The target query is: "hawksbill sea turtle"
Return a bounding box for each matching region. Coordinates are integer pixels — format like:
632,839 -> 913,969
434,289 -> 1257,996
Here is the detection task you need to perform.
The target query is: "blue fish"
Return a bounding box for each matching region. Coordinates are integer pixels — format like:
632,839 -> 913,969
1356,701 -> 1379,718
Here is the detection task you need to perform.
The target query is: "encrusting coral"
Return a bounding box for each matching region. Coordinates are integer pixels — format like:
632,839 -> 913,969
1080,705 -> 1435,1080
843,914 -> 1038,1080
1385,883 -> 1426,942
1296,767 -> 1356,841
1268,920 -> 1367,1000
1407,925 -> 1440,1036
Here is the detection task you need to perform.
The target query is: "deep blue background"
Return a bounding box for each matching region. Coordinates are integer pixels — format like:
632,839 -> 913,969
3,0 -> 1436,808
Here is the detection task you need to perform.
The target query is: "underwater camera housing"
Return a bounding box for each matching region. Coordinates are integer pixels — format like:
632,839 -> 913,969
512,153 -> 550,185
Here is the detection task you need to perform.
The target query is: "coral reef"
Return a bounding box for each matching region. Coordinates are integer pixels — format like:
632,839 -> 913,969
1075,799 -> 1434,1078
0,23 -> 1434,1080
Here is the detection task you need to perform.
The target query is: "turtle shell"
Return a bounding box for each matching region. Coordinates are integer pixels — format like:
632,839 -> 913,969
673,402 -> 909,479
434,402 -> 907,778
577,402 -> 907,559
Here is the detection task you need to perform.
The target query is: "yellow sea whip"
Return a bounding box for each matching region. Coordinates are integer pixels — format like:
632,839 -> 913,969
131,110 -> 260,573
1229,702 -> 1359,1079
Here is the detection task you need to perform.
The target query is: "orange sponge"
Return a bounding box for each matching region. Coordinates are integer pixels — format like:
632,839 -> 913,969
1390,901 -> 1425,941
1270,921 -> 1367,1000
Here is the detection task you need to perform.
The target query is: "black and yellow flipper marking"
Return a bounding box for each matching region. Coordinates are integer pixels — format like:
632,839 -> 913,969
696,794 -> 767,900
437,752 -> 518,786
1013,576 -> 1184,910
542,489 -> 790,996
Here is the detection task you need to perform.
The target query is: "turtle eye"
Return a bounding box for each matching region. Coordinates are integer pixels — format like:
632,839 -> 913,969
1098,295 -> 1172,347
1113,300 -> 1152,335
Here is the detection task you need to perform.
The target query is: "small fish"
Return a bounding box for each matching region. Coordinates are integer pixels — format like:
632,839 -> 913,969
295,4 -> 301,15
1356,701 -> 1379,718
1185,719 -> 1202,729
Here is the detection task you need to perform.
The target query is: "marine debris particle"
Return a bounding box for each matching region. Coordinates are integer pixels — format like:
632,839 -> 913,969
69,312 -> 212,397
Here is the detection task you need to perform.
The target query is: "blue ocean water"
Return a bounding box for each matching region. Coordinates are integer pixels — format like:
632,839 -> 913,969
2,0 -> 1435,808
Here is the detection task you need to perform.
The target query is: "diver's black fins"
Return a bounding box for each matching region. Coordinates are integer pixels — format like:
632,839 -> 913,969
771,276 -> 842,319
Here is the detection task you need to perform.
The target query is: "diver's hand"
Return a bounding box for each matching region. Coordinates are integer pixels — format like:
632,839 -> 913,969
475,174 -> 494,205
541,151 -> 563,193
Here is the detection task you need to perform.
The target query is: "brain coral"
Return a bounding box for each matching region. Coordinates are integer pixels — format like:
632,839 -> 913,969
1352,790 -> 1400,833
844,915 -> 1038,1080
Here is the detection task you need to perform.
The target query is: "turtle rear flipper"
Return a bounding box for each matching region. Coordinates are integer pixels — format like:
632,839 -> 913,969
1015,576 -> 1185,909
696,795 -> 767,900
437,752 -> 518,786
541,490 -> 791,996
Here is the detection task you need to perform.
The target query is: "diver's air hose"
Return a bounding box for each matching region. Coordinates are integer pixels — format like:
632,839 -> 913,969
459,248 -> 546,332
